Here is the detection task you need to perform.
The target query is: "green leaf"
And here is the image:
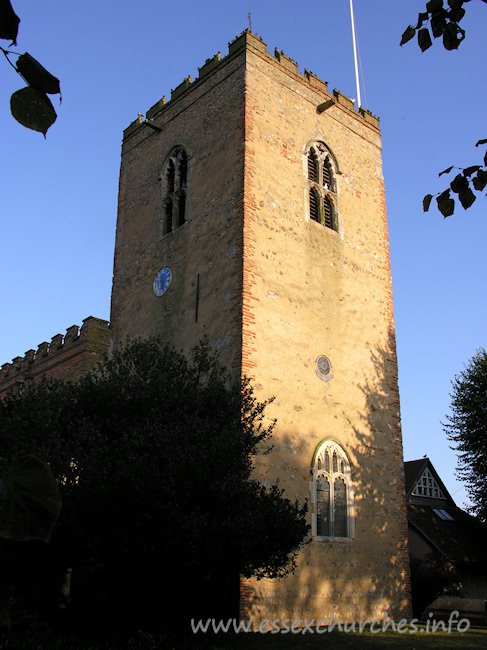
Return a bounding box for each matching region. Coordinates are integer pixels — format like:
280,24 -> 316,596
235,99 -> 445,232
426,0 -> 444,11
400,25 -> 416,45
475,138 -> 487,147
0,0 -> 20,45
443,30 -> 460,50
418,28 -> 433,51
431,13 -> 447,38
10,87 -> 57,136
450,173 -> 469,194
416,12 -> 429,29
436,189 -> 455,217
449,7 -> 466,22
472,170 -> 487,192
423,194 -> 433,212
439,165 -> 454,176
443,22 -> 465,49
463,165 -> 481,177
458,187 -> 476,210
16,52 -> 61,95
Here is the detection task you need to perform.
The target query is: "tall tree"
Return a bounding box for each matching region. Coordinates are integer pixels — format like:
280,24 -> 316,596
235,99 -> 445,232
444,348 -> 487,520
0,337 -> 309,631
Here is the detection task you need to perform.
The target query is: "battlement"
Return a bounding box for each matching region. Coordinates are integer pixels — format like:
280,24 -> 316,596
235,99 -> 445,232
123,30 -> 379,140
0,316 -> 110,397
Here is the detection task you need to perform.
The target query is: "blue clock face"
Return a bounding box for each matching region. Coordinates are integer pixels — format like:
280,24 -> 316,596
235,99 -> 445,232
153,267 -> 172,296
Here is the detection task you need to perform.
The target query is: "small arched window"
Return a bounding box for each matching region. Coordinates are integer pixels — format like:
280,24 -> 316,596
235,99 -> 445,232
311,440 -> 353,539
306,143 -> 338,232
161,147 -> 189,235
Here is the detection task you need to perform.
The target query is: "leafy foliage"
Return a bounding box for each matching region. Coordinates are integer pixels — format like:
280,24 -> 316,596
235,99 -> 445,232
400,0 -> 487,52
402,2 -> 487,217
409,554 -> 463,618
444,348 -> 487,521
0,0 -> 61,135
0,337 -> 309,631
0,454 -> 61,543
423,139 -> 487,217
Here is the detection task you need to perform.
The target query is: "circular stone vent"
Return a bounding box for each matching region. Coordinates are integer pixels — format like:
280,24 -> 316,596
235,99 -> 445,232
316,355 -> 333,382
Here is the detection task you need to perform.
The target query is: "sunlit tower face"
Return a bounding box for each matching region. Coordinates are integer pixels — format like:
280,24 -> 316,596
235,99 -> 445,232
111,30 -> 410,624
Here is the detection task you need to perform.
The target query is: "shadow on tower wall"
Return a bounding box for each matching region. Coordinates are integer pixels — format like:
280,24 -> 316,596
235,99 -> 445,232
243,330 -> 411,626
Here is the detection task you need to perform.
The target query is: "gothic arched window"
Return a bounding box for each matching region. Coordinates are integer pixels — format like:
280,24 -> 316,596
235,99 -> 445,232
311,440 -> 353,538
161,147 -> 188,235
306,142 -> 338,232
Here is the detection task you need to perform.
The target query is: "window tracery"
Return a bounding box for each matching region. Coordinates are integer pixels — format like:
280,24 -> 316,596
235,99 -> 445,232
306,142 -> 338,232
311,440 -> 353,538
161,147 -> 188,234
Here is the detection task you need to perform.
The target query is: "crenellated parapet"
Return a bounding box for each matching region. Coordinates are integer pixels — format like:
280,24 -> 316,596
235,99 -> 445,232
0,316 -> 110,397
123,30 -> 379,142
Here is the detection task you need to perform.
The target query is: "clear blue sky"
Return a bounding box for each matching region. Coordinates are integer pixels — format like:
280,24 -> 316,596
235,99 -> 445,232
1,1 -> 485,508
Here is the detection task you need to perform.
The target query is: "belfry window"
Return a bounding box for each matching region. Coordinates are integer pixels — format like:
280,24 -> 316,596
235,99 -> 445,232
162,147 -> 188,234
311,440 -> 353,539
307,143 -> 338,232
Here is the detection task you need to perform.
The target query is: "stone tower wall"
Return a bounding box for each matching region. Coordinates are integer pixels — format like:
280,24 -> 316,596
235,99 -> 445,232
239,33 -> 410,624
110,45 -> 248,372
110,30 -> 411,625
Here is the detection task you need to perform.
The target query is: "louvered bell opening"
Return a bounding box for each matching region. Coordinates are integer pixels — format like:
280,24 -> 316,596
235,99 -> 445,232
178,191 -> 186,226
167,159 -> 175,194
322,159 -> 332,189
178,150 -> 188,188
324,196 -> 334,230
308,150 -> 318,182
165,198 -> 173,234
309,188 -> 320,222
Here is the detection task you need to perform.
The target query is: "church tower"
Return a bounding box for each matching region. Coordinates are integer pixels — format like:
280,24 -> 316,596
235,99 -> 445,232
110,31 -> 411,624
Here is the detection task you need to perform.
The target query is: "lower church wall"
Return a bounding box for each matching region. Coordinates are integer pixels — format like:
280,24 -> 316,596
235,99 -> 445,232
241,538 -> 411,627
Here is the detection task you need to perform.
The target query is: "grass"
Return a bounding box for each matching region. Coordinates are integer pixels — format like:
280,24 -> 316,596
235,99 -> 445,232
209,626 -> 487,649
0,623 -> 485,649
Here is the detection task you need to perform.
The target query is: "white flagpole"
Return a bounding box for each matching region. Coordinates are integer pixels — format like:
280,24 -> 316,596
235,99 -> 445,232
349,0 -> 361,110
